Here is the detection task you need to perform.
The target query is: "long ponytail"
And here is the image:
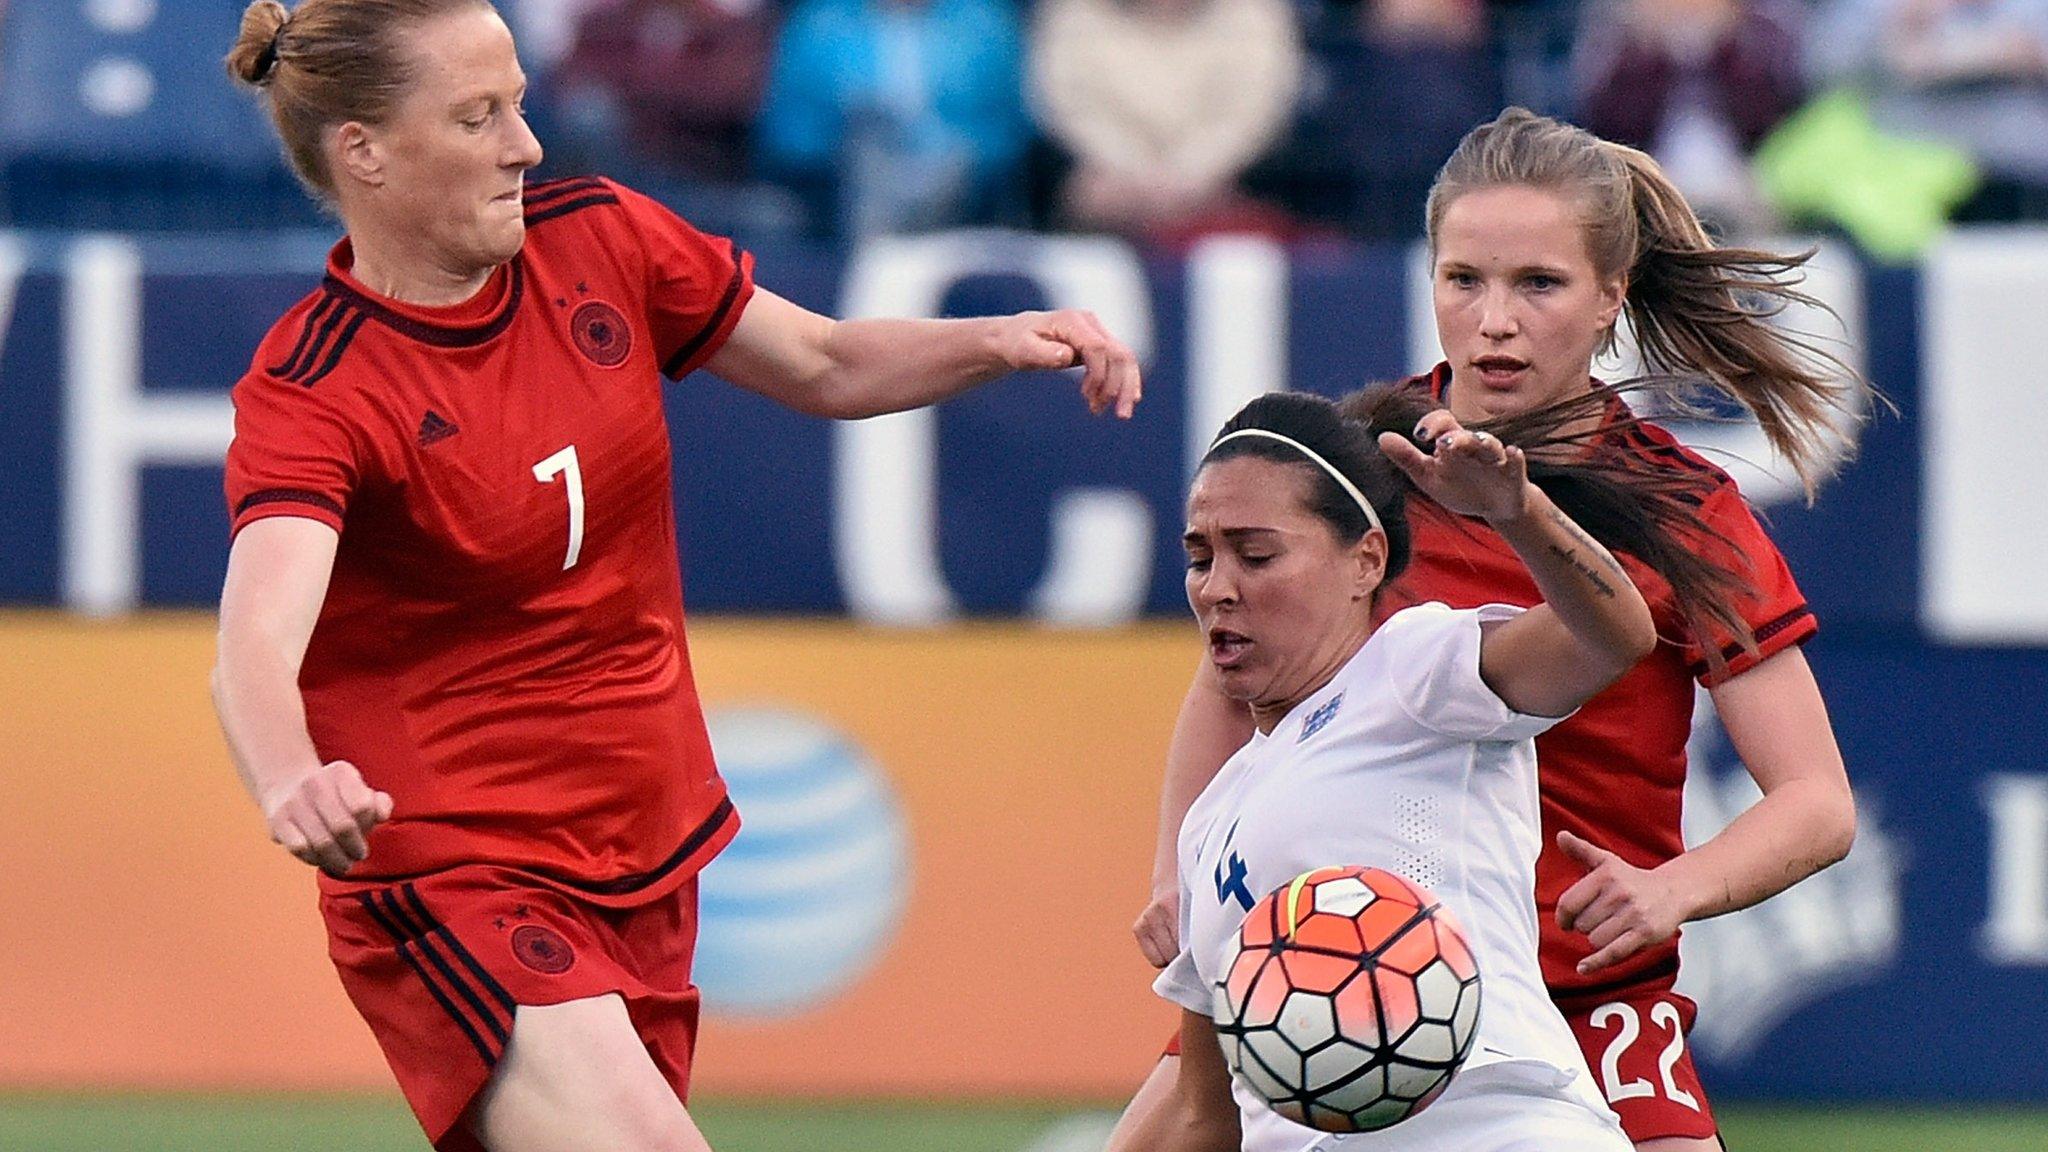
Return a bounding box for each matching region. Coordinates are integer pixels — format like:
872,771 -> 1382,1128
1428,108 -> 1873,500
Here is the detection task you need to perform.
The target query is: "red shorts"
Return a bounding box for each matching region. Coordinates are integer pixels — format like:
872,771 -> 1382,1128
321,865 -> 703,1151
1557,988 -> 1720,1143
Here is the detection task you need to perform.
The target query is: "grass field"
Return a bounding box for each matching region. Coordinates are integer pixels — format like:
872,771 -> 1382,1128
3,1097 -> 2046,1152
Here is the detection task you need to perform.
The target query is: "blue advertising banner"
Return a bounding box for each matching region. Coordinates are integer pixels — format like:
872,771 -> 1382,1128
2,227 -> 2044,1100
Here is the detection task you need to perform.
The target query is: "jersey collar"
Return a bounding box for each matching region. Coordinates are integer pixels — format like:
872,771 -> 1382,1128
322,238 -> 524,348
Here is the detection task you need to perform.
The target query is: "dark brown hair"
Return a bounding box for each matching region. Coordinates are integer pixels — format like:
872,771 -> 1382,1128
1338,380 -> 1758,670
225,0 -> 490,198
1427,107 -> 1871,500
1200,383 -> 1757,670
1204,391 -> 1416,585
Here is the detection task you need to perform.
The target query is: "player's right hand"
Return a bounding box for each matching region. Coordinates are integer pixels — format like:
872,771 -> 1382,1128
1133,884 -> 1181,969
1379,410 -> 1531,524
261,760 -> 393,877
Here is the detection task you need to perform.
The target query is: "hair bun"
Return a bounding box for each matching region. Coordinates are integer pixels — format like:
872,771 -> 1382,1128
227,0 -> 291,88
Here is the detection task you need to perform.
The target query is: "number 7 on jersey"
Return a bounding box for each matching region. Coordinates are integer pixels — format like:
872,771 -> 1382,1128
532,445 -> 585,570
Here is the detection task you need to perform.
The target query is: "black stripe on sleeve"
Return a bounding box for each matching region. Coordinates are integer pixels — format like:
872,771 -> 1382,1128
522,176 -> 607,207
235,489 -> 344,520
1624,425 -> 1720,481
524,192 -> 621,227
1751,604 -> 1816,647
297,310 -> 368,389
1690,605 -> 1816,677
375,891 -> 510,1049
267,296 -> 336,379
660,241 -> 747,379
403,884 -> 519,1016
284,301 -> 355,384
357,893 -> 500,1066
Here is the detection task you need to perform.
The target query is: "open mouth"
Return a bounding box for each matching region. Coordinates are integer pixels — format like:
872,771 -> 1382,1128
1473,355 -> 1529,386
1209,628 -> 1252,669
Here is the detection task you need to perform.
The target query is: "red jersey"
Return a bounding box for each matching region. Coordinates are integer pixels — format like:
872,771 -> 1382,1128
224,177 -> 753,906
1376,365 -> 1818,997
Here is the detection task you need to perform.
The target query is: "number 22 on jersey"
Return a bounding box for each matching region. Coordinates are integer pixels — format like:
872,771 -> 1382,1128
532,445 -> 585,570
1591,999 -> 1701,1111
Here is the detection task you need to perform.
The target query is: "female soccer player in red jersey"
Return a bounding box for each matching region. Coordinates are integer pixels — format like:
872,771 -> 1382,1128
209,2 -> 1139,1150
1115,108 -> 1867,1152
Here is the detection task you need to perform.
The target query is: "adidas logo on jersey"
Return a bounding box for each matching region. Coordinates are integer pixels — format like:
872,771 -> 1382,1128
417,410 -> 459,447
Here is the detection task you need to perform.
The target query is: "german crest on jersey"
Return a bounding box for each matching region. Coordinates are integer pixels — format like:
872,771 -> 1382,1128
571,300 -> 632,367
511,924 -> 577,974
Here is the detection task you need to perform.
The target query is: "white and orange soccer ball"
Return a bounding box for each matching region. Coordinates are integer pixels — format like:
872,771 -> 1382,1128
1212,865 -> 1483,1133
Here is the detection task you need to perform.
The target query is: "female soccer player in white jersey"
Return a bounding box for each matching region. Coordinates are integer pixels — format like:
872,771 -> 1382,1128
1129,387 -> 1707,1151
1133,108 -> 1863,1151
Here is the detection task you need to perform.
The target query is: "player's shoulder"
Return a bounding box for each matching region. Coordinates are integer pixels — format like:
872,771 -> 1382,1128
1616,416 -> 1785,540
516,174 -> 720,284
1378,599 -> 1524,639
239,280 -> 376,399
520,174 -> 700,245
509,175 -> 633,268
1613,414 -> 1739,494
522,174 -> 627,230
1363,601 -> 1479,670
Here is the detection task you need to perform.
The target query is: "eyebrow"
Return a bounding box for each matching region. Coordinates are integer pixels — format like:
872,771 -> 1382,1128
1439,259 -> 1574,278
452,78 -> 528,109
1182,526 -> 1282,546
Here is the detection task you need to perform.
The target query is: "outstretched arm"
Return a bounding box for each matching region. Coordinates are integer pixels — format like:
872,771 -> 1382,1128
1556,647 -> 1856,973
706,289 -> 1141,420
1379,412 -> 1655,718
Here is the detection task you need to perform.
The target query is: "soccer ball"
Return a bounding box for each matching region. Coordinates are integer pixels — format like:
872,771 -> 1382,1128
1211,865 -> 1482,1133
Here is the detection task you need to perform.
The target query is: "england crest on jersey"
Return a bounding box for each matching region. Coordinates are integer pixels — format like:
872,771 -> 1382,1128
1300,693 -> 1345,743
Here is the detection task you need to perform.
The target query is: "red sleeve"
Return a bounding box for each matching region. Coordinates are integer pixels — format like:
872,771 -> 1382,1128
1683,483 -> 1818,687
607,181 -> 757,380
223,370 -> 362,538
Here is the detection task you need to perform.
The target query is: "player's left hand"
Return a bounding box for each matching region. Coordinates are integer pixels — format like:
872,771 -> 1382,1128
1554,829 -> 1690,975
995,309 -> 1142,419
1377,409 -> 1533,524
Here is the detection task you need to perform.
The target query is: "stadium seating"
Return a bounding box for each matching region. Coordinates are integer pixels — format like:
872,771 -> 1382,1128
0,0 -> 320,229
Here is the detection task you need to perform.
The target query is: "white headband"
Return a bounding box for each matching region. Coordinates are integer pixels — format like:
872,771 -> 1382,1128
1208,429 -> 1384,536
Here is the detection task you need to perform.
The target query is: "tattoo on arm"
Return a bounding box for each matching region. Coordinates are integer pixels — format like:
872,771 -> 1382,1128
1547,507 -> 1627,575
1546,543 -> 1618,599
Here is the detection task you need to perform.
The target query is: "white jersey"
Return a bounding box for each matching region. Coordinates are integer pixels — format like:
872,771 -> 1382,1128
1155,603 -> 1625,1152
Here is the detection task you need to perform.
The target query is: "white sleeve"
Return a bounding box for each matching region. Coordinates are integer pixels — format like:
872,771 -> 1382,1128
1154,949 -> 1212,1016
1153,866 -> 1212,1015
1378,602 -> 1569,743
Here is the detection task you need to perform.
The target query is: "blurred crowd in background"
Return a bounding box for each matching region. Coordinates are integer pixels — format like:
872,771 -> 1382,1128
4,0 -> 2048,258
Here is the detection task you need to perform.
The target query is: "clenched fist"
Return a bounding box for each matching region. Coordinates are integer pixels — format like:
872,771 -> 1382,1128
262,760 -> 393,877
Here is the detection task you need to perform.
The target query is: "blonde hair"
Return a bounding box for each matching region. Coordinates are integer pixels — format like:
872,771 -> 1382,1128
225,0 -> 491,198
1426,108 -> 1871,499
